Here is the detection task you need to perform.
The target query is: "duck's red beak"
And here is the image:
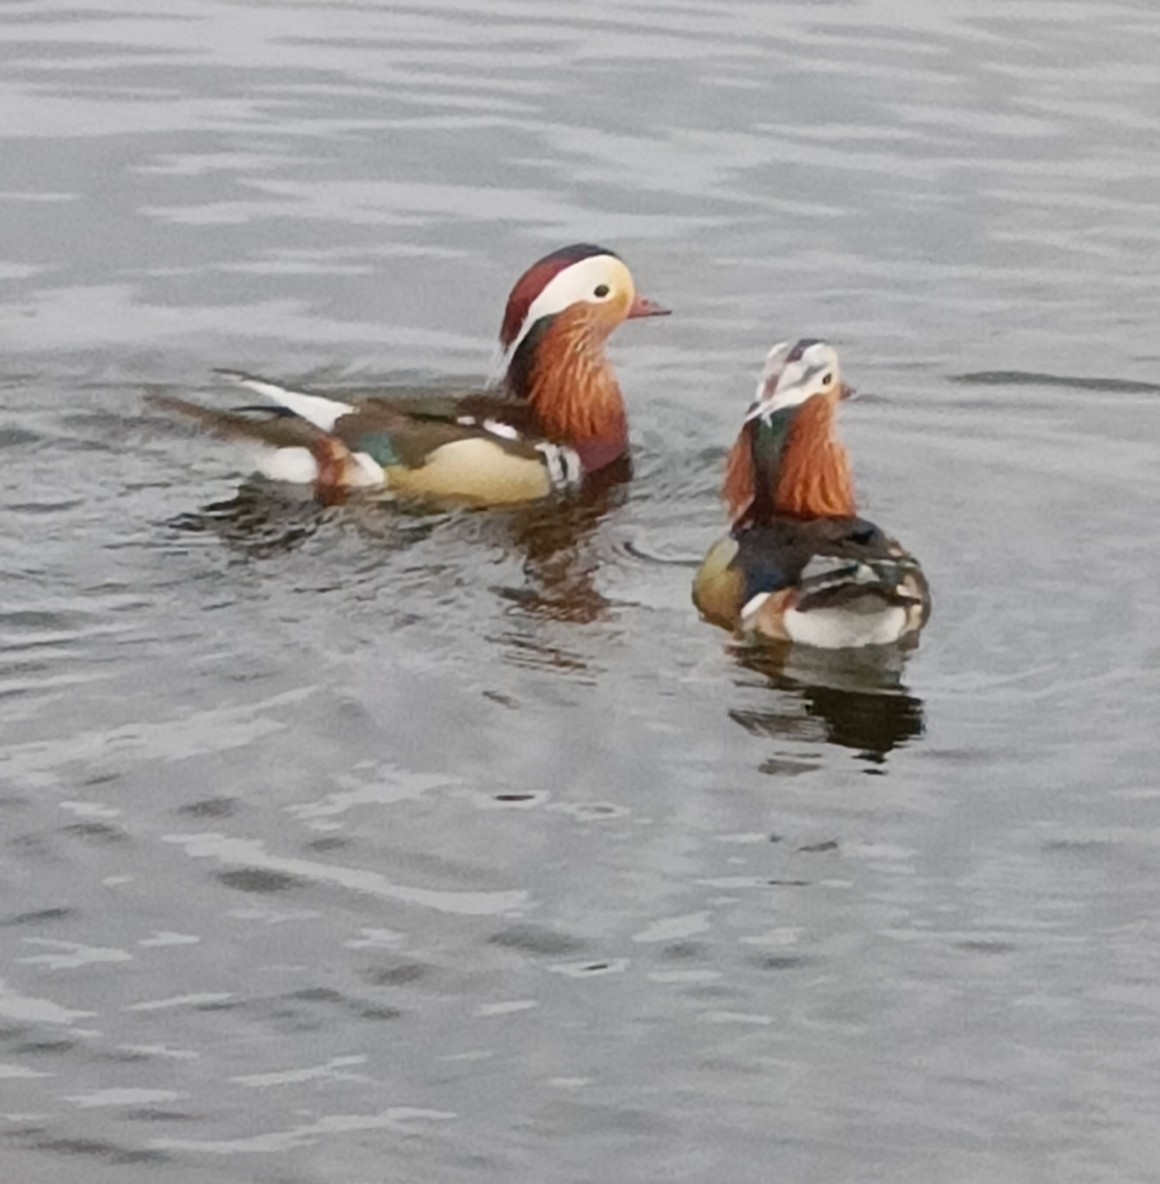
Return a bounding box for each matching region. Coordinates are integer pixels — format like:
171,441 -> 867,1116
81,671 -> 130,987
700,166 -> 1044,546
626,293 -> 670,320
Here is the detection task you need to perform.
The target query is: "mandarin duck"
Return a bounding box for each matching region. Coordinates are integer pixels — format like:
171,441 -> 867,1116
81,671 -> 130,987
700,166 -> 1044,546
693,339 -> 931,649
151,244 -> 668,505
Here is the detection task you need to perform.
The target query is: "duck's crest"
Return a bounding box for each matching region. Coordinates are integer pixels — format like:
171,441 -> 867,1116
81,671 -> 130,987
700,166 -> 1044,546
784,338 -> 822,364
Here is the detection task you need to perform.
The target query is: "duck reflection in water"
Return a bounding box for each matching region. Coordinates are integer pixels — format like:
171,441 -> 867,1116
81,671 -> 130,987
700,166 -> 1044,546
728,641 -> 925,765
163,452 -> 632,667
488,457 -> 631,626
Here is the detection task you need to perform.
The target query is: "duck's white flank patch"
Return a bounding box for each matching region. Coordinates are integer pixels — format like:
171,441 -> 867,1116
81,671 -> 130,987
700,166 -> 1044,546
784,605 -> 907,649
233,376 -> 355,433
253,447 -> 383,487
254,447 -> 318,483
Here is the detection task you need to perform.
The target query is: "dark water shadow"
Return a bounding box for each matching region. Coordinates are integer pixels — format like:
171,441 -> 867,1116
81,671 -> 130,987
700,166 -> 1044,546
163,478 -> 443,559
164,480 -> 335,558
952,370 -> 1160,396
728,642 -> 926,767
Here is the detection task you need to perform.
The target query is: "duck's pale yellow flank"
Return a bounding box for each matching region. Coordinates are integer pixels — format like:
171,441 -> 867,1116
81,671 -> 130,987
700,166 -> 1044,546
152,243 -> 668,506
383,437 -> 558,505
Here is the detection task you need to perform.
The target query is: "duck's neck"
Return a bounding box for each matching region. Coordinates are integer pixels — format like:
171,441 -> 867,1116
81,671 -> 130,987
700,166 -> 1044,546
770,394 -> 856,519
505,312 -> 628,472
725,408 -> 797,527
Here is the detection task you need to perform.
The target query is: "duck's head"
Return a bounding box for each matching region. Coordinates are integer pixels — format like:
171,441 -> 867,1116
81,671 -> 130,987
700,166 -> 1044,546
499,244 -> 669,367
724,338 -> 851,527
746,338 -> 851,423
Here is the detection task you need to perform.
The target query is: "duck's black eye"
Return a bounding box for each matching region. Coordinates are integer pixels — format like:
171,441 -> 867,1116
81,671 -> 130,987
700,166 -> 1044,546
594,284 -> 610,298
822,373 -> 833,386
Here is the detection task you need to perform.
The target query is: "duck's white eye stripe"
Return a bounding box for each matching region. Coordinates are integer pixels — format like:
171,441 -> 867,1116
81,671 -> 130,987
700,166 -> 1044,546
757,341 -> 842,413
504,255 -> 622,363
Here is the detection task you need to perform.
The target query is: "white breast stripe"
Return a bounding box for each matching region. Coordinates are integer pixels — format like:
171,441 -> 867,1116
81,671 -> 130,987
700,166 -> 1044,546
740,592 -> 772,622
534,442 -> 583,490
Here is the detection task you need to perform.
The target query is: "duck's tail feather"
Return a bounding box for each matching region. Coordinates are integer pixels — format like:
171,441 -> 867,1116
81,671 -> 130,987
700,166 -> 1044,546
212,369 -> 355,431
146,392 -> 325,450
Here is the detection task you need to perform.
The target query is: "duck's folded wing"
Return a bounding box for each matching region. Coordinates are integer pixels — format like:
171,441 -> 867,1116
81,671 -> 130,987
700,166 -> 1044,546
328,395 -> 544,466
696,516 -> 930,630
736,517 -> 931,637
737,517 -> 922,597
154,374 -> 579,502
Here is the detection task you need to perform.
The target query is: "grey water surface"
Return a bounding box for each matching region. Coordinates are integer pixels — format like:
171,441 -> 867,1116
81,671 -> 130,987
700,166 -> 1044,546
2,1 -> 1160,1181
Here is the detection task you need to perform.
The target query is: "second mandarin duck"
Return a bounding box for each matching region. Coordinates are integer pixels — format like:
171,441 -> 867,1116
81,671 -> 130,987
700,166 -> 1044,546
152,244 -> 668,506
693,339 -> 931,649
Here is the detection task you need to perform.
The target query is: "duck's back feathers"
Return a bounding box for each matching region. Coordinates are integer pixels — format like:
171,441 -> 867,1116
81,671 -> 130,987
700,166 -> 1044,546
693,515 -> 930,648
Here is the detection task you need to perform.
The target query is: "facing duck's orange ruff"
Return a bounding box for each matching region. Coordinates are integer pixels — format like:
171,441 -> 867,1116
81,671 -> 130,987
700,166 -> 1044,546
771,395 -> 856,519
722,424 -> 756,525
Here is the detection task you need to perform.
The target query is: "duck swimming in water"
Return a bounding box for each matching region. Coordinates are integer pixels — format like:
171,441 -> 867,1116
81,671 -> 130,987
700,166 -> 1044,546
693,339 -> 930,649
152,243 -> 668,506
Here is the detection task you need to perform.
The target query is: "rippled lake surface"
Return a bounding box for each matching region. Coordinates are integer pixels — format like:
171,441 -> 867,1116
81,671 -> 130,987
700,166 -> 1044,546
3,1 -> 1160,1180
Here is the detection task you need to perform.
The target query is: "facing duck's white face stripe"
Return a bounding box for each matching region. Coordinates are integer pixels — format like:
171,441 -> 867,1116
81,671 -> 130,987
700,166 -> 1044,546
763,342 -> 841,414
503,254 -> 627,363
